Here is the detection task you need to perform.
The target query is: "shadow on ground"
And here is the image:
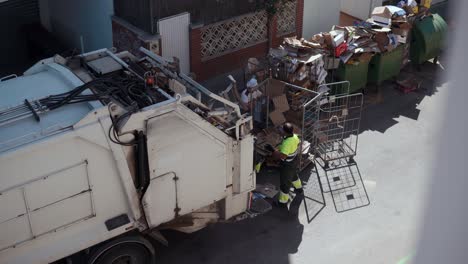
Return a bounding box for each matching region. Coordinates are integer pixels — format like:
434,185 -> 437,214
155,57 -> 447,263
156,164 -> 325,264
360,60 -> 447,133
156,199 -> 304,264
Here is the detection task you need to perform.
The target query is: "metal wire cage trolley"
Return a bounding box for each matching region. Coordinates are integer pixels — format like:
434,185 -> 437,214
314,91 -> 363,169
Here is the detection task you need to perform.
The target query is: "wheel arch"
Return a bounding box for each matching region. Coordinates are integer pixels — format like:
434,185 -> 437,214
87,234 -> 156,264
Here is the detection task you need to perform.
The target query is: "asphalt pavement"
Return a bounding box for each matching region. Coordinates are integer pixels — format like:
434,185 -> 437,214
156,60 -> 448,264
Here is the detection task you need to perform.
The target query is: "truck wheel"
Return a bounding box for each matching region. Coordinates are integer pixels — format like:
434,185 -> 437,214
89,236 -> 156,264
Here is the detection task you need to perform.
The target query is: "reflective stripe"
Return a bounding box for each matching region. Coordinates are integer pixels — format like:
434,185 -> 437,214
255,162 -> 262,173
285,149 -> 299,162
292,178 -> 302,189
278,191 -> 290,204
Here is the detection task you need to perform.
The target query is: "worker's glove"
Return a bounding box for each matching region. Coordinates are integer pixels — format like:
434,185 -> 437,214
265,144 -> 275,152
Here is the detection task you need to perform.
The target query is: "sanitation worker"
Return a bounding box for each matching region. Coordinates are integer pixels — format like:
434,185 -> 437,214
266,122 -> 303,208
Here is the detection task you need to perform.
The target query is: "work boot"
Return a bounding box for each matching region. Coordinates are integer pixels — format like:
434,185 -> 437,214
274,200 -> 288,209
275,191 -> 290,211
292,178 -> 303,194
294,187 -> 304,195
273,200 -> 289,215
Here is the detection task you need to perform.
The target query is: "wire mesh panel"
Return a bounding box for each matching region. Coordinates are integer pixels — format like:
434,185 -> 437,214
300,91 -> 321,171
327,164 -> 370,213
315,93 -> 363,168
318,81 -> 350,98
314,160 -> 370,213
317,161 -> 357,193
302,164 -> 326,223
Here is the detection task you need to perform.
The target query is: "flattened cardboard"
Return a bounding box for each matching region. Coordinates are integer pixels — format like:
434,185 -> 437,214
303,53 -> 323,64
375,32 -> 390,51
272,94 -> 290,112
392,22 -> 412,36
302,39 -> 322,49
399,22 -> 412,30
284,37 -> 303,48
359,52 -> 374,63
396,35 -> 408,44
265,130 -> 282,146
323,32 -> 333,48
269,110 -> 286,126
311,33 -> 326,44
283,110 -> 302,124
266,79 -> 285,97
392,28 -> 409,36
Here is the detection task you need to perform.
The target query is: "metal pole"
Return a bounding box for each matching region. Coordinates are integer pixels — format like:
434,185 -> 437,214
105,50 -> 144,81
266,95 -> 270,129
139,47 -> 169,66
140,47 -> 244,119
157,88 -> 173,100
179,73 -> 243,118
300,101 -> 306,170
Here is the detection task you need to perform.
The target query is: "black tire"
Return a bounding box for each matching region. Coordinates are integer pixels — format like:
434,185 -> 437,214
89,236 -> 156,264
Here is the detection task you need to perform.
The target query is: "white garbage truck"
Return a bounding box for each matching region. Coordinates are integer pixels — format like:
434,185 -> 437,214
0,48 -> 255,264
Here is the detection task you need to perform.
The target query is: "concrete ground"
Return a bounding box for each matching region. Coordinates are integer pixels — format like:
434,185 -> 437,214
156,61 -> 448,264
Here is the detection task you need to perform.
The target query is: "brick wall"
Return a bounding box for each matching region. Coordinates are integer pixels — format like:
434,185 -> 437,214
190,0 -> 304,81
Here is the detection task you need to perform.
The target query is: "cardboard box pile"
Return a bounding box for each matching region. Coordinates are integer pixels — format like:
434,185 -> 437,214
255,127 -> 283,156
269,38 -> 327,90
268,5 -> 420,72
339,5 -> 411,65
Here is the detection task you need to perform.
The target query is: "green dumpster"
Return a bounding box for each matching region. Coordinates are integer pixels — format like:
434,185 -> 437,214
336,60 -> 369,93
368,44 -> 404,85
410,14 -> 447,65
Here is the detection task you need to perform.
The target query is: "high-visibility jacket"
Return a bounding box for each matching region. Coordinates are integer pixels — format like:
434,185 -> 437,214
279,134 -> 300,162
